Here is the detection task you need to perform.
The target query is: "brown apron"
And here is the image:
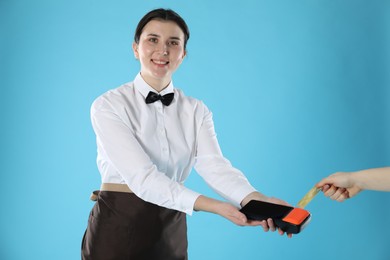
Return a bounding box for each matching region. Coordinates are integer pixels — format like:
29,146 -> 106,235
81,184 -> 188,260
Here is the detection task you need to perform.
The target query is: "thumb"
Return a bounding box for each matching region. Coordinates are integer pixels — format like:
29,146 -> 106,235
231,210 -> 247,225
316,176 -> 334,189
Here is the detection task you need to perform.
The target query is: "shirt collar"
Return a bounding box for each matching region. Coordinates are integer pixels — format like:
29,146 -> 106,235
134,73 -> 174,99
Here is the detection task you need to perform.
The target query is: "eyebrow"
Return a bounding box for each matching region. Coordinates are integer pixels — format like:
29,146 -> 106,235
146,33 -> 182,41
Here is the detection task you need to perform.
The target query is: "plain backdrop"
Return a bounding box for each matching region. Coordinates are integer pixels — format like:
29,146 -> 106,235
1,0 -> 389,259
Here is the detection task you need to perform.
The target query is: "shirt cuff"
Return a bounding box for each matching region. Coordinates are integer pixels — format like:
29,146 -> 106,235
229,185 -> 257,208
179,189 -> 202,216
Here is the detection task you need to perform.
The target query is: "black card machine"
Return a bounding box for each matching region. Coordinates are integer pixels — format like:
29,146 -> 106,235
240,200 -> 311,234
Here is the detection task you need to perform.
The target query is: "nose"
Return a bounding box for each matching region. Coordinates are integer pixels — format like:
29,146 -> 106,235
156,43 -> 169,56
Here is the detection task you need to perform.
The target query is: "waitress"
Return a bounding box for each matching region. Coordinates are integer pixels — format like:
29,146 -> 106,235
81,8 -> 290,260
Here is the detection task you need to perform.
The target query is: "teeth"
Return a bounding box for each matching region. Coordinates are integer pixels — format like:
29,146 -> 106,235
153,60 -> 168,65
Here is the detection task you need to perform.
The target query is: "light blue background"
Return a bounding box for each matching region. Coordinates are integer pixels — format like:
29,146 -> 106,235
1,0 -> 389,259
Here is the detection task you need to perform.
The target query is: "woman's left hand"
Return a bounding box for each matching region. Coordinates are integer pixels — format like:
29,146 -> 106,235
241,192 -> 293,238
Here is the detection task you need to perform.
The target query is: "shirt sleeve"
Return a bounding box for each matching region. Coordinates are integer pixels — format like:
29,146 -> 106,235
194,103 -> 257,207
91,97 -> 201,215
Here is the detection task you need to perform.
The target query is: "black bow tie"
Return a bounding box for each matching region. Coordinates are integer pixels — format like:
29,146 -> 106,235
145,91 -> 174,106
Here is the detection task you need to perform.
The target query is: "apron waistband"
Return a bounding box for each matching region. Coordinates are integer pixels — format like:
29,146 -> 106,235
90,183 -> 133,201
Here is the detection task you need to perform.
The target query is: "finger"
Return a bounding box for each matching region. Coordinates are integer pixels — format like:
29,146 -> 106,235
323,185 -> 337,197
245,220 -> 265,226
316,177 -> 334,189
315,180 -> 326,189
336,190 -> 350,202
267,218 -> 276,232
228,213 -> 246,226
277,228 -> 291,238
237,212 -> 247,224
261,220 -> 269,232
321,184 -> 331,192
230,210 -> 247,225
330,187 -> 346,200
343,189 -> 350,199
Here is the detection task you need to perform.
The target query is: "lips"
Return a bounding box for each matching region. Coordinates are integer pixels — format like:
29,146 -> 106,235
152,59 -> 169,65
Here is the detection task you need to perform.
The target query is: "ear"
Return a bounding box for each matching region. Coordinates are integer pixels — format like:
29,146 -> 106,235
182,50 -> 187,60
132,42 -> 139,59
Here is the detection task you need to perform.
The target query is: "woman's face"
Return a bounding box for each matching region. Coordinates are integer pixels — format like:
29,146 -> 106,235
133,19 -> 186,89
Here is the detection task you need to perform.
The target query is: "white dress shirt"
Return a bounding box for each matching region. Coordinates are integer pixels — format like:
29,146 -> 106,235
91,73 -> 256,215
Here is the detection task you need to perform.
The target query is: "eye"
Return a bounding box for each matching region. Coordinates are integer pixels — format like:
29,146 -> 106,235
169,40 -> 180,46
148,37 -> 158,43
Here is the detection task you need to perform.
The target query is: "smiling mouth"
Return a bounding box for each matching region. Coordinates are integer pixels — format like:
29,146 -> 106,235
152,59 -> 169,65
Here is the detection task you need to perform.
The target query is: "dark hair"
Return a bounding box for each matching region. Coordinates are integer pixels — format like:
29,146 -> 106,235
134,8 -> 190,50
